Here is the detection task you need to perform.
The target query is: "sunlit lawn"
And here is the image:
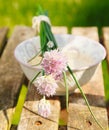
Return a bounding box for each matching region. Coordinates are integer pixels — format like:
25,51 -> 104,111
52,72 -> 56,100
1,0 -> 109,29
0,0 -> 109,101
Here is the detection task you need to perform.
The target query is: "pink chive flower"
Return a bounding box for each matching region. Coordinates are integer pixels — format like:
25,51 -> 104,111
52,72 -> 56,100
38,98 -> 51,118
34,75 -> 58,97
41,49 -> 67,80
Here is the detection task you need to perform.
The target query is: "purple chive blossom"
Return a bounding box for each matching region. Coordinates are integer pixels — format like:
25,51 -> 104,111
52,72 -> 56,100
34,75 -> 58,97
38,98 -> 51,118
41,49 -> 67,80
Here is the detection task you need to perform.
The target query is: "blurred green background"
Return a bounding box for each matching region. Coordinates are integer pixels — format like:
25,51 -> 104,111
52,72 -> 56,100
0,0 -> 109,30
0,0 -> 109,101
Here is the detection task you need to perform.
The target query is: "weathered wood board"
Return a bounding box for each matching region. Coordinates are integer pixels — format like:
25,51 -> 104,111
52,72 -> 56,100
67,27 -> 108,130
18,86 -> 60,130
52,26 -> 68,34
0,26 -> 35,130
68,103 -> 108,130
0,26 -> 108,130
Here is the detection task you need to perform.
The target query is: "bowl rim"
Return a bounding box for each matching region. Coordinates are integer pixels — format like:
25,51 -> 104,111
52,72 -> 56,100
14,34 -> 106,71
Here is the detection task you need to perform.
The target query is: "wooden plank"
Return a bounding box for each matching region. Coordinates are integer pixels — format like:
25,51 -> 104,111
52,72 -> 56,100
52,26 -> 68,34
67,27 -> 108,130
68,103 -> 108,130
72,27 -> 98,41
0,26 -> 35,130
18,86 -> 60,130
71,27 -> 104,96
69,64 -> 106,108
0,27 -> 9,56
17,26 -> 68,130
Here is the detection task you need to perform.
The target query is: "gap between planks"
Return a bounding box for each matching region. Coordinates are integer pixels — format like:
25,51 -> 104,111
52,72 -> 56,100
0,27 -> 9,56
102,27 -> 109,123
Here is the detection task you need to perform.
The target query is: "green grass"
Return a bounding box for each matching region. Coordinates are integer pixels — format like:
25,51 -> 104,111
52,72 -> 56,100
0,0 -> 109,30
102,60 -> 109,101
0,0 -> 109,101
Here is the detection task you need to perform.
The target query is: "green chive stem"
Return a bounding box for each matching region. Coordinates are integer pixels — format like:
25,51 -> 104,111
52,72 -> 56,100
63,71 -> 69,112
67,65 -> 105,130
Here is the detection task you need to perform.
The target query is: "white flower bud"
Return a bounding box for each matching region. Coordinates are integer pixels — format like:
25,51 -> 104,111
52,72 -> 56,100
47,41 -> 54,48
38,98 -> 51,118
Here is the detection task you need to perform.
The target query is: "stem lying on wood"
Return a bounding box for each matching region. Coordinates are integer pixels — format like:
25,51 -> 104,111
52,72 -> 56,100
63,71 -> 69,112
11,71 -> 41,127
67,65 -> 105,130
